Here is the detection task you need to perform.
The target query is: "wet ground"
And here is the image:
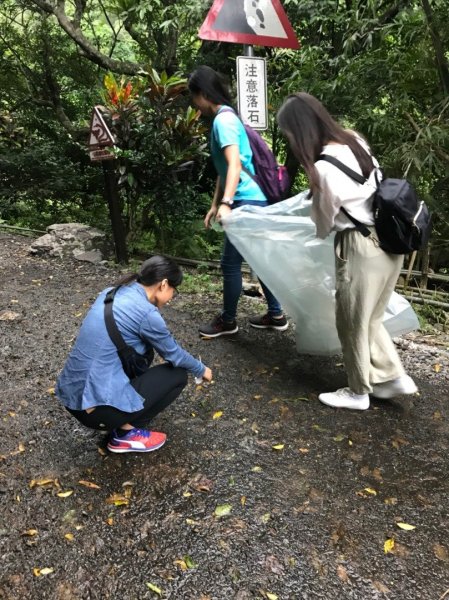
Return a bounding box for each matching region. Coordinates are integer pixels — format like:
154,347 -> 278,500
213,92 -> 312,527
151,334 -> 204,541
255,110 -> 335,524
0,231 -> 448,600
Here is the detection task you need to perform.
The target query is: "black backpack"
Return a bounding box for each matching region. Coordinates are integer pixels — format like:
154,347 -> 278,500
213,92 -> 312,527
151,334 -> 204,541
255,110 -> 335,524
319,154 -> 432,255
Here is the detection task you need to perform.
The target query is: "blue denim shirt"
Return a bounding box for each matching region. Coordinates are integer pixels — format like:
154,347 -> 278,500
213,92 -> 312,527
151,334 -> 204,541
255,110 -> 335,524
56,282 -> 205,413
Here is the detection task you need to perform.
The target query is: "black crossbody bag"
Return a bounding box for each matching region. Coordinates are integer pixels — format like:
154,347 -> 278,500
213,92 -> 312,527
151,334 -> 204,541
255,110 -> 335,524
104,286 -> 154,380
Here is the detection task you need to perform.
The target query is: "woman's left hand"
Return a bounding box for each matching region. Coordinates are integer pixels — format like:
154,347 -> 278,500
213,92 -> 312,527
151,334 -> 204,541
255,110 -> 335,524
217,204 -> 232,222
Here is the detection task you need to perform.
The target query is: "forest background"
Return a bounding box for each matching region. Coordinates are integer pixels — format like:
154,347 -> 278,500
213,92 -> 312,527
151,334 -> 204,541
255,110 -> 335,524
0,0 -> 448,269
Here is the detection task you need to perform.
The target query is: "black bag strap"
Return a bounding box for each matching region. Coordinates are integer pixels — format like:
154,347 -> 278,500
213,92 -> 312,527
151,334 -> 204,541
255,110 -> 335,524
318,154 -> 372,238
104,286 -> 128,352
319,154 -> 367,184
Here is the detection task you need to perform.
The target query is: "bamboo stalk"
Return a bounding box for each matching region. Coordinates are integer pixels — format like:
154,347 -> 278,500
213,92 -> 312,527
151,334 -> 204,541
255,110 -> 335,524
404,251 -> 417,291
420,244 -> 431,289
396,286 -> 449,299
0,224 -> 46,235
404,296 -> 449,309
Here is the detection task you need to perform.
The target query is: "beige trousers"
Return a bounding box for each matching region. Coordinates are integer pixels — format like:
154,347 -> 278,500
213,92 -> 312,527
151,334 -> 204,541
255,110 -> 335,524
335,228 -> 405,395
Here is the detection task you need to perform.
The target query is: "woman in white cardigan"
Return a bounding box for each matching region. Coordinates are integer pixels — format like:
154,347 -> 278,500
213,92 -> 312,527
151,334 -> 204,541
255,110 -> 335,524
277,92 -> 417,410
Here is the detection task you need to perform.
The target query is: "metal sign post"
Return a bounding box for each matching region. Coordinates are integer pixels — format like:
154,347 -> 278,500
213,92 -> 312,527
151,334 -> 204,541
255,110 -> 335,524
88,106 -> 128,264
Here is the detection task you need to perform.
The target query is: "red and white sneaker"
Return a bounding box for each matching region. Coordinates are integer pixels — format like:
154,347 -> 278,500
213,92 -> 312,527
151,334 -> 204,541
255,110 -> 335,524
107,428 -> 167,453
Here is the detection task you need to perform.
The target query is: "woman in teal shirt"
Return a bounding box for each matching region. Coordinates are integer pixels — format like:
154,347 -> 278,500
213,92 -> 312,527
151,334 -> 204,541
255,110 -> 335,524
188,65 -> 288,338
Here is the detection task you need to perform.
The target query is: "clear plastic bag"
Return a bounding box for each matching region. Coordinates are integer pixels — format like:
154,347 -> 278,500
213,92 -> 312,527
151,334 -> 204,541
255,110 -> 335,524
223,192 -> 419,355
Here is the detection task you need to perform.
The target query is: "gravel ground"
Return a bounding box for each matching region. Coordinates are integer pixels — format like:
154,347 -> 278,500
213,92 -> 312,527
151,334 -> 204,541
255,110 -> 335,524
0,231 -> 448,600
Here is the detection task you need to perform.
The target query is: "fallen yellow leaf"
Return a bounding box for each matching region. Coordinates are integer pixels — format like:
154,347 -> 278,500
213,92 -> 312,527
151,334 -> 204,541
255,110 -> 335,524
0,310 -> 20,321
214,504 -> 232,517
272,444 -> 285,451
266,593 -> 278,600
146,582 -> 162,596
174,559 -> 188,571
46,387 -> 55,395
434,363 -> 441,373
183,491 -> 192,497
251,466 -> 262,472
23,529 -> 38,537
18,442 -> 25,452
384,538 -> 395,554
212,411 -> 223,420
33,567 -> 54,577
312,424 -> 328,432
337,564 -> 350,583
396,522 -> 416,530
78,480 -> 101,489
29,478 -> 57,488
57,490 -> 73,498
364,488 -> 377,495
105,493 -> 129,506
64,533 -> 74,541
298,448 -> 309,453
384,497 -> 398,505
241,495 -> 246,506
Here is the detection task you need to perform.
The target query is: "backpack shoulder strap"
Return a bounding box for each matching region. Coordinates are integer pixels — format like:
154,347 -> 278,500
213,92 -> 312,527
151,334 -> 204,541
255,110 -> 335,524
104,286 -> 128,352
214,108 -> 259,181
318,154 -> 367,184
317,154 -> 372,238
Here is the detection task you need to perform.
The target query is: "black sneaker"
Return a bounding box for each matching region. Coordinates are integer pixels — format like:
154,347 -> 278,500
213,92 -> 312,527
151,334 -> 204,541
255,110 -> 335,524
249,313 -> 289,331
199,315 -> 238,338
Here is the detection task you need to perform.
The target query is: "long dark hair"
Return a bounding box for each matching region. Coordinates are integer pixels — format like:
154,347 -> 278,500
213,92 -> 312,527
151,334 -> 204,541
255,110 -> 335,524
277,92 -> 374,193
188,65 -> 234,108
115,255 -> 183,288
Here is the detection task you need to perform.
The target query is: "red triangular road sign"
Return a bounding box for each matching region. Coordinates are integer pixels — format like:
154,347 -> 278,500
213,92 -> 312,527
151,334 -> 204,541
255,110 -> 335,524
199,0 -> 300,49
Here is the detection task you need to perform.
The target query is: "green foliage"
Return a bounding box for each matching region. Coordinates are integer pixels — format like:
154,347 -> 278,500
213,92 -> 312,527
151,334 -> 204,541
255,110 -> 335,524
180,270 -> 222,294
98,68 -> 210,252
413,302 -> 449,333
0,0 -> 448,270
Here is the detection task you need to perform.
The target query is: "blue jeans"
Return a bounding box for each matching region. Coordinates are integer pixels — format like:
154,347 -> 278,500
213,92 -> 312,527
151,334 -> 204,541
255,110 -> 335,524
221,233 -> 283,322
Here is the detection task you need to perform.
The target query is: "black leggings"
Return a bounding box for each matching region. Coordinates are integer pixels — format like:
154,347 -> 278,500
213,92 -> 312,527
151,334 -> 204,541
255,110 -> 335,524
67,364 -> 188,431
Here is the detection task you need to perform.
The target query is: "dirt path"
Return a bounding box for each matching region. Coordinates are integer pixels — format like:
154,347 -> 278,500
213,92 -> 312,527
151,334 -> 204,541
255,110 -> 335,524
0,232 -> 448,600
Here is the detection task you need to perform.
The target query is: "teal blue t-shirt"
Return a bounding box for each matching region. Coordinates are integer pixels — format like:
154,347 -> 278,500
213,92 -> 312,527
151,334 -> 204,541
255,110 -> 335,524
211,107 -> 267,203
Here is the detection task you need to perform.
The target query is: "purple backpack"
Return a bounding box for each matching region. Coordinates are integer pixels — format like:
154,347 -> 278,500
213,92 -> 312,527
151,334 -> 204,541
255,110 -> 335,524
217,109 -> 291,204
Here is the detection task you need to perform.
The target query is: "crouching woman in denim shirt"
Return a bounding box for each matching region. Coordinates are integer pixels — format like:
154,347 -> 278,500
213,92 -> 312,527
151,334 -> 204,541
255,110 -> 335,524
56,256 -> 212,453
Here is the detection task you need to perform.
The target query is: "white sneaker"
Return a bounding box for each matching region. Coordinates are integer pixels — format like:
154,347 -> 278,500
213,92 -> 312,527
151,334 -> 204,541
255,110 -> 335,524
371,375 -> 417,399
318,387 -> 370,410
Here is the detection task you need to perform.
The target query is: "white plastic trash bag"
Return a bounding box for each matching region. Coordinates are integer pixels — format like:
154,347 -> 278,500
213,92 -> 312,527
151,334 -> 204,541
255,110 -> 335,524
223,192 -> 419,356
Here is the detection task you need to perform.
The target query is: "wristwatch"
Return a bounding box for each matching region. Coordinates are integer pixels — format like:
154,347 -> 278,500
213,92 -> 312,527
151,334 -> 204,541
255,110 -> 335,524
220,196 -> 234,207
